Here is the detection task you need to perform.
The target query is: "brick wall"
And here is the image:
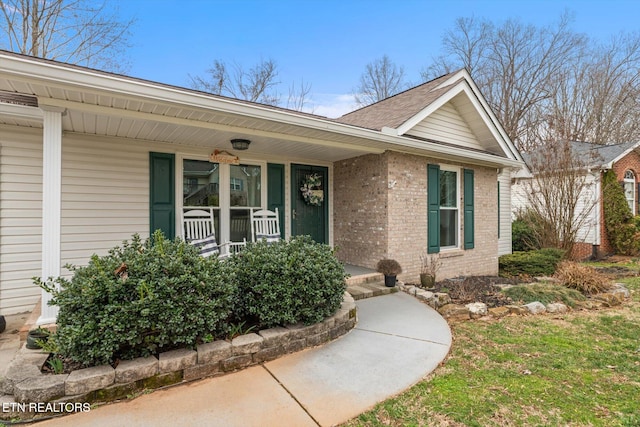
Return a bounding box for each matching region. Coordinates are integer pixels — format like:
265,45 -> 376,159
334,151 -> 500,282
333,153 -> 388,268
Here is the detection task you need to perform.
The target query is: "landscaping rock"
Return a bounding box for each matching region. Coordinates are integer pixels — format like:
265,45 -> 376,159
524,302 -> 546,314
592,293 -> 623,307
1,364 -> 42,394
197,340 -> 232,365
253,346 -> 284,363
183,363 -> 221,382
505,305 -> 527,315
437,304 -> 469,321
415,290 -> 435,304
432,293 -> 451,308
114,356 -> 158,384
466,302 -> 488,318
231,333 -> 264,355
65,365 -> 114,395
573,300 -> 604,310
14,375 -> 67,403
488,306 -> 510,318
158,348 -> 197,374
610,283 -> 631,299
546,302 -> 569,314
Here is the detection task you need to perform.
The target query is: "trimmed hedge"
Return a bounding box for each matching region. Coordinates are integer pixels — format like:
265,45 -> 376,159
37,231 -> 236,366
37,233 -> 347,367
499,248 -> 565,278
228,236 -> 347,328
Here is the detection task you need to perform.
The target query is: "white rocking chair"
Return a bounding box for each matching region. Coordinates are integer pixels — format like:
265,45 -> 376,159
183,209 -> 230,258
250,208 -> 281,243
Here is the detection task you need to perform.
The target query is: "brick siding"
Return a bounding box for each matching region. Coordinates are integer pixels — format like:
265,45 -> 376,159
334,151 -> 500,282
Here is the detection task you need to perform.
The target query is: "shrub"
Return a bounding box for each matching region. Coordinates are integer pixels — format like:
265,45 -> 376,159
602,169 -> 640,255
228,236 -> 347,328
554,261 -> 613,295
502,283 -> 585,307
499,248 -> 565,278
36,231 -> 235,366
512,209 -> 547,252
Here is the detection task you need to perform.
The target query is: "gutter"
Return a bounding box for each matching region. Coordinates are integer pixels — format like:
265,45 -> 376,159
1,52 -> 524,169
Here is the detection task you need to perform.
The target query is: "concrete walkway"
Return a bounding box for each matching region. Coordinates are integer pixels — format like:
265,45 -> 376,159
35,292 -> 452,427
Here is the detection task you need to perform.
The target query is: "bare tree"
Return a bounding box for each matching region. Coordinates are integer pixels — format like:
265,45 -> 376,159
425,13 -> 585,149
286,79 -> 313,112
190,58 -> 281,106
521,141 -> 599,255
353,55 -> 406,107
0,0 -> 134,72
545,33 -> 640,144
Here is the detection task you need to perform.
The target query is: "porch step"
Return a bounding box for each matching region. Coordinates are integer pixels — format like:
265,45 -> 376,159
346,275 -> 398,300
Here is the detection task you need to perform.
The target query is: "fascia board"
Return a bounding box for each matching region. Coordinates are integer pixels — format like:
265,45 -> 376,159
2,53 -> 524,168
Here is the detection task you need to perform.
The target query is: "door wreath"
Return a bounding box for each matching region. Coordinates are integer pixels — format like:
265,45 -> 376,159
300,173 -> 324,206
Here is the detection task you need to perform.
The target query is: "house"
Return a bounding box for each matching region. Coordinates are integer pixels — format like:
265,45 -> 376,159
512,140 -> 640,259
0,51 -> 523,323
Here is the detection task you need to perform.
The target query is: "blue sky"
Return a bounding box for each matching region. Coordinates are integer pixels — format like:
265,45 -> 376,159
113,0 -> 640,117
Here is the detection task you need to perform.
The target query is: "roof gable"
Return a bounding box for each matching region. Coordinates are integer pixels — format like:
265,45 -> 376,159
335,69 -> 522,162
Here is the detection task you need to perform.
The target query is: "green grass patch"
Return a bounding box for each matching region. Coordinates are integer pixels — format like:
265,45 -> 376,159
343,298 -> 640,427
501,282 -> 586,307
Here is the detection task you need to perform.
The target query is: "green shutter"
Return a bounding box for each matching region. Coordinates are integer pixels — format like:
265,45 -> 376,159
427,164 -> 440,253
267,163 -> 285,238
149,152 -> 175,239
464,169 -> 474,249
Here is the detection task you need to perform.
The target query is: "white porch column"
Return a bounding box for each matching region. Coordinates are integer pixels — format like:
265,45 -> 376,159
37,106 -> 65,325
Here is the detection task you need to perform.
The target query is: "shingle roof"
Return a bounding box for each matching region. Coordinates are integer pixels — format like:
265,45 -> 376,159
333,72 -> 461,131
568,140 -> 639,166
521,140 -> 640,169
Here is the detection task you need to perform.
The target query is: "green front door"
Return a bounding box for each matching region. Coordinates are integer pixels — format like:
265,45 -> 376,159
291,164 -> 328,243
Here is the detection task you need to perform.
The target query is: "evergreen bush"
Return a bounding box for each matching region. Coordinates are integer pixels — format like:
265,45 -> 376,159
36,231 -> 235,366
228,236 -> 347,328
602,169 -> 640,255
499,248 -> 565,277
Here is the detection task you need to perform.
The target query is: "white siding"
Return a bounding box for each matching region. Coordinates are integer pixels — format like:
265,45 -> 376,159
510,172 -> 599,246
0,126 -> 43,314
60,135 -> 153,267
405,102 -> 483,150
498,170 -> 512,256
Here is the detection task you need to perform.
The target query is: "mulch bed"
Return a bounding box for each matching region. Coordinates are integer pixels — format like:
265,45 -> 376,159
409,276 -> 523,308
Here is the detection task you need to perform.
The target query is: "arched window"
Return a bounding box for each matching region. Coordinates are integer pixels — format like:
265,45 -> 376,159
624,170 -> 636,214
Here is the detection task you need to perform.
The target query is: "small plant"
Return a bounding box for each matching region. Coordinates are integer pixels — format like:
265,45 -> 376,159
227,321 -> 257,340
47,356 -> 64,374
554,261 -> 613,295
420,252 -> 441,276
376,259 -> 402,276
35,335 -> 59,354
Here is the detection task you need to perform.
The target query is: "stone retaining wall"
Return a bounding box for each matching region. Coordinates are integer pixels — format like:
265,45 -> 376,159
0,292 -> 357,420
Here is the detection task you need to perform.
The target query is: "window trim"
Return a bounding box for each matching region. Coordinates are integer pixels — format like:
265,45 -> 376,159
439,165 -> 461,251
177,155 -> 267,244
624,169 -> 636,215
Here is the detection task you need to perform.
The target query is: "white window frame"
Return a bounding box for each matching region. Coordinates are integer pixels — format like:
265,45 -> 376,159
177,154 -> 267,244
439,165 -> 461,250
624,169 -> 636,215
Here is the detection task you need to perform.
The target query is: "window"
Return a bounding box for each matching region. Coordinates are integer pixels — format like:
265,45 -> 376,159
624,170 -> 635,215
182,159 -> 263,244
428,164 -> 474,253
439,169 -> 458,248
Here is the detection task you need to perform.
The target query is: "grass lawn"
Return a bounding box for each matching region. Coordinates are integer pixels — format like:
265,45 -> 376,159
343,272 -> 640,427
